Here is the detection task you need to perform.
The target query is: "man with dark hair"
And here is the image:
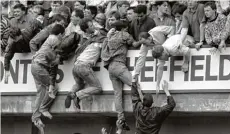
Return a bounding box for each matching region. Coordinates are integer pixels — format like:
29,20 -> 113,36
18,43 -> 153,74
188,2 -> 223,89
74,0 -> 86,11
151,1 -> 176,26
101,20 -> 134,133
129,5 -> 155,41
131,80 -> 176,134
171,3 -> 187,33
31,23 -> 65,131
127,7 -> 136,23
4,3 -> 43,82
65,18 -> 106,110
84,6 -> 97,20
106,11 -> 121,30
65,9 -> 84,36
117,1 -> 130,20
133,26 -> 175,93
30,14 -> 66,53
203,2 -> 227,54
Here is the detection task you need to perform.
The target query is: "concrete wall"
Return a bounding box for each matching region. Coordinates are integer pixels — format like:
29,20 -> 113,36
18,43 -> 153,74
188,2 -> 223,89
2,93 -> 230,114
2,116 -> 230,134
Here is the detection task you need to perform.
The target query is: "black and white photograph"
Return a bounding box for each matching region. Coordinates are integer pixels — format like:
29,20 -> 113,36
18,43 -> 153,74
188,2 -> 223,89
1,0 -> 230,134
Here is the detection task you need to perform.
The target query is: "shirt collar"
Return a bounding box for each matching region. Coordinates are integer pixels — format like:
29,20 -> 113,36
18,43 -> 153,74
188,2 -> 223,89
206,13 -> 218,22
17,15 -> 27,23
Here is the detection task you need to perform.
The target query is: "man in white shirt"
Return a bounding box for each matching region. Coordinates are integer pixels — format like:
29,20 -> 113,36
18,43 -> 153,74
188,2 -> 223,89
153,34 -> 194,91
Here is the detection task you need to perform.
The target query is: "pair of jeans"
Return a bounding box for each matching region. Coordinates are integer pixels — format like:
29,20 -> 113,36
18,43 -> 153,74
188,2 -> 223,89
70,61 -> 102,100
31,63 -> 57,122
108,61 -> 132,121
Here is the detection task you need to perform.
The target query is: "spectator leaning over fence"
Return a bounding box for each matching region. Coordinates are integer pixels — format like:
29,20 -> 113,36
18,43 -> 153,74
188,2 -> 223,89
30,14 -> 66,54
31,23 -> 65,132
4,3 -> 43,82
132,26 -> 175,93
178,0 -> 205,51
65,18 -> 106,110
150,1 -> 176,27
153,35 -> 195,91
220,13 -> 230,50
101,21 -> 134,134
203,2 -> 227,54
129,5 -> 155,41
131,80 -> 176,134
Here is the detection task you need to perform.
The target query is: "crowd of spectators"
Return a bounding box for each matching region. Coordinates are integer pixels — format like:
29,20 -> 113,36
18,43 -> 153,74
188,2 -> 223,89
1,0 -> 230,134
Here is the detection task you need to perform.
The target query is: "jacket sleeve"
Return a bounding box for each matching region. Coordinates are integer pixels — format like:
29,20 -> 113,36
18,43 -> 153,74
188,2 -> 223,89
49,65 -> 58,86
156,96 -> 176,122
29,28 -> 49,53
134,44 -> 149,75
4,37 -> 16,71
131,82 -> 142,113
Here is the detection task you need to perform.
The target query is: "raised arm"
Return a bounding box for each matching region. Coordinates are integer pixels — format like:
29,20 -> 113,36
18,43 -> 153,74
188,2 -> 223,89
156,81 -> 176,122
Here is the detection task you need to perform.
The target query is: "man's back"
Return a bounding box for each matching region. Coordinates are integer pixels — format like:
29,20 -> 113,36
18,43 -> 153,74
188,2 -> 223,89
131,82 -> 176,134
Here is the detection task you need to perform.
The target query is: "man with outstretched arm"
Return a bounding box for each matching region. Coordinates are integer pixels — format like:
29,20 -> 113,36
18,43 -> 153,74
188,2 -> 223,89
131,80 -> 176,134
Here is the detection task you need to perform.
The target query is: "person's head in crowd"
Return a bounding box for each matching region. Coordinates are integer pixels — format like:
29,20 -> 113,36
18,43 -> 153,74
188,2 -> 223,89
127,7 -> 136,22
172,4 -> 187,21
155,1 -> 170,15
111,20 -> 128,31
143,94 -> 153,108
108,11 -> 121,27
13,3 -> 26,20
138,32 -> 154,45
51,0 -> 62,13
35,0 -> 44,5
187,0 -> 198,9
134,5 -> 147,22
84,6 -> 98,20
79,18 -> 95,34
58,5 -> 71,20
71,9 -> 84,26
95,13 -> 106,27
49,14 -> 67,27
50,23 -> 65,36
74,0 -> 86,11
137,0 -> 148,5
117,1 -> 130,17
204,2 -> 217,20
31,5 -> 44,18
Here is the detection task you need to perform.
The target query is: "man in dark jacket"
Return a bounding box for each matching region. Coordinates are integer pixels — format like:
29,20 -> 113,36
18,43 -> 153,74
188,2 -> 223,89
131,80 -> 176,134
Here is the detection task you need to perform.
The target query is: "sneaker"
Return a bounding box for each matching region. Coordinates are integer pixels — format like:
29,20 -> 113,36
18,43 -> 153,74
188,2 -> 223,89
65,92 -> 74,108
117,119 -> 130,131
34,119 -> 45,128
73,96 -> 80,109
41,111 -> 53,119
48,91 -> 56,99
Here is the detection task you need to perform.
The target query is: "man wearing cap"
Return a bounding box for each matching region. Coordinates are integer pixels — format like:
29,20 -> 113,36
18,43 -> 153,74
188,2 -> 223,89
131,80 -> 176,134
